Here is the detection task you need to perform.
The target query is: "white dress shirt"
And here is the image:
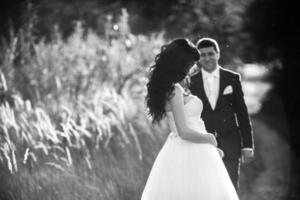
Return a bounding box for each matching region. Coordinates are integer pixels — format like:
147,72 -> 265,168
201,67 -> 220,110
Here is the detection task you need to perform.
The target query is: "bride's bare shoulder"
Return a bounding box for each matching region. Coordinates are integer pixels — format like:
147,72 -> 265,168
165,83 -> 183,112
165,101 -> 172,112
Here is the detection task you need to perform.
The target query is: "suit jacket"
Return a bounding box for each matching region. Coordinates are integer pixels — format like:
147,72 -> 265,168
190,67 -> 254,159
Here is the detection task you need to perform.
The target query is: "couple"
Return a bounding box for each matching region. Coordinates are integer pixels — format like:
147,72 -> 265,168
141,37 -> 254,199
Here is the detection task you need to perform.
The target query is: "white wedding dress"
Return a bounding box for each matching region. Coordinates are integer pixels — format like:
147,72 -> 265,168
141,89 -> 239,200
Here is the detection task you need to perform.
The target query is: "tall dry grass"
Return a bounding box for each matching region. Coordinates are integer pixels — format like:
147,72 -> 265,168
0,8 -> 290,200
0,10 -> 168,200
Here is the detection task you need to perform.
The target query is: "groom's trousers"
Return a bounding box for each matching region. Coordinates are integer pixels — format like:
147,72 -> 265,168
223,156 -> 240,190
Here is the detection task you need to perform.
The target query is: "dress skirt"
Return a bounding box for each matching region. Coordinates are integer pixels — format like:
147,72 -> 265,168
141,134 -> 239,200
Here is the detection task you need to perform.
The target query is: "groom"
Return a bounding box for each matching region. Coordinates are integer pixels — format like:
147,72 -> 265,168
189,37 -> 254,190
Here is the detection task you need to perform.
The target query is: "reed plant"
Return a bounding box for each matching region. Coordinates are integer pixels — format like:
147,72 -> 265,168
0,10 -> 168,200
0,8 -> 289,200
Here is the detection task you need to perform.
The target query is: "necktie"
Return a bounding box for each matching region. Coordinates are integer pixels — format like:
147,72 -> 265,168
206,75 -> 217,109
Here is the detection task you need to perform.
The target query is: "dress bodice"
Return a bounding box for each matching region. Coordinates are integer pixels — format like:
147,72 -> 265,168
166,94 -> 207,138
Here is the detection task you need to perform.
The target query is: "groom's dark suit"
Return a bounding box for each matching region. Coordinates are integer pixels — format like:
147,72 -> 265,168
190,66 -> 254,189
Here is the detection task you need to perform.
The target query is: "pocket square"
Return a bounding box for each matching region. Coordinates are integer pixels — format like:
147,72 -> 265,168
223,85 -> 233,95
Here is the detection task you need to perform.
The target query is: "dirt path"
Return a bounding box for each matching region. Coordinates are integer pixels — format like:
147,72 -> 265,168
239,117 -> 291,200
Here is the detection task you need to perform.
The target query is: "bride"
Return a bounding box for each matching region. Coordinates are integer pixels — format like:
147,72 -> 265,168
141,38 -> 239,200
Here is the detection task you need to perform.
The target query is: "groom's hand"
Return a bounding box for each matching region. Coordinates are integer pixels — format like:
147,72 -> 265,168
241,148 -> 254,164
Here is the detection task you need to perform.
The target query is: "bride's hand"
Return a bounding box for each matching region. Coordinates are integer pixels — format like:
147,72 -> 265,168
206,133 -> 217,147
217,148 -> 224,158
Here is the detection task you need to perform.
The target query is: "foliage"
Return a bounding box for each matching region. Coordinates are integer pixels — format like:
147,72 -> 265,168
1,0 -> 254,65
0,10 -> 169,199
0,3 -> 291,200
244,1 -> 300,198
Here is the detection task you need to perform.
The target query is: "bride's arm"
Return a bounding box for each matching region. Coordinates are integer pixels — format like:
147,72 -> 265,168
170,84 -> 217,146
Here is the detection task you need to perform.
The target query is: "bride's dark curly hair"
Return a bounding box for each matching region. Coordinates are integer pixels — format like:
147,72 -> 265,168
146,38 -> 200,123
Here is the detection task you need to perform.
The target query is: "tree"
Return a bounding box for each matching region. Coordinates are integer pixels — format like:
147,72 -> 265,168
244,0 -> 300,198
1,0 -> 251,66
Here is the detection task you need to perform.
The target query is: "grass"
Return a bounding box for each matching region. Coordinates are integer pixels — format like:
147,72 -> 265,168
0,11 -> 167,199
0,9 -> 291,200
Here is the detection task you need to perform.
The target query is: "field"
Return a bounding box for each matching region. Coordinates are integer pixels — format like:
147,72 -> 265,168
0,15 -> 291,200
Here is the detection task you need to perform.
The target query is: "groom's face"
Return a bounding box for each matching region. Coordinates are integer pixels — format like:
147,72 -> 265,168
198,46 -> 220,73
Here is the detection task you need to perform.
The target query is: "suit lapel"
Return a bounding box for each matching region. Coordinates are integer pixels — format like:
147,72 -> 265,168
215,67 -> 227,110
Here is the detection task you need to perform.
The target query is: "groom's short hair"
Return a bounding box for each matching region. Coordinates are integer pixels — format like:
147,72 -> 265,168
196,37 -> 220,53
